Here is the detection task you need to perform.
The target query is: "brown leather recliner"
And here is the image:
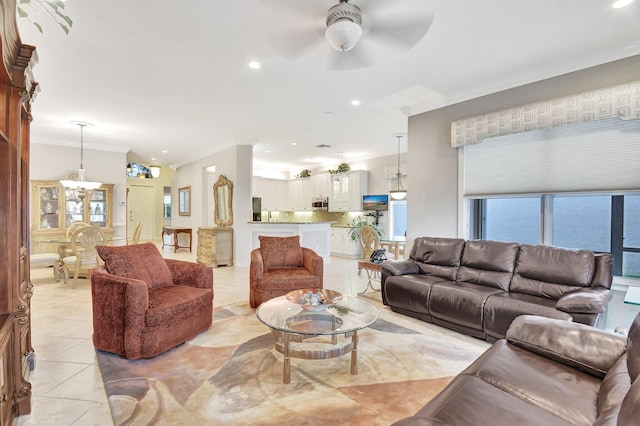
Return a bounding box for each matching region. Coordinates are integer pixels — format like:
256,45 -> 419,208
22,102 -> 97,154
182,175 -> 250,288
250,235 -> 323,308
394,312 -> 640,425
91,242 -> 213,360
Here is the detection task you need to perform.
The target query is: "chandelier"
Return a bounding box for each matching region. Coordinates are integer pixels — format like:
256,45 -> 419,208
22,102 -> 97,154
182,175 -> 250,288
389,133 -> 407,200
60,121 -> 102,200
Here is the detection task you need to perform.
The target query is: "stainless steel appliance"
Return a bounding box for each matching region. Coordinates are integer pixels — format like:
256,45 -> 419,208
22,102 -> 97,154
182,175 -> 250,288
312,196 -> 329,211
252,197 -> 262,221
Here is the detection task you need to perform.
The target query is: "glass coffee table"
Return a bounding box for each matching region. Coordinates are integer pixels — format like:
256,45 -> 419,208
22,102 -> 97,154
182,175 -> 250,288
256,294 -> 380,384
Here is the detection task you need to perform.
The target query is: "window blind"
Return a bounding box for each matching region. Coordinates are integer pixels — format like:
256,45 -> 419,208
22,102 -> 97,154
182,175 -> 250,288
463,117 -> 640,196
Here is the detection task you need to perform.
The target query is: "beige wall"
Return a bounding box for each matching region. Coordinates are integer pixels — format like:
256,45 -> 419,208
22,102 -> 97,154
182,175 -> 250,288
407,54 -> 640,241
30,144 -> 128,237
126,165 -> 175,240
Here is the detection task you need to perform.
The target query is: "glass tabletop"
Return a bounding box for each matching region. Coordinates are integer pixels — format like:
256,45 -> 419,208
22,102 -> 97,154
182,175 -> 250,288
624,286 -> 640,306
256,295 -> 379,335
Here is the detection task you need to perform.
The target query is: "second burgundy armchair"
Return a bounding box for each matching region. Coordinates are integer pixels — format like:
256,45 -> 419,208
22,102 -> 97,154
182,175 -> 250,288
250,235 -> 323,308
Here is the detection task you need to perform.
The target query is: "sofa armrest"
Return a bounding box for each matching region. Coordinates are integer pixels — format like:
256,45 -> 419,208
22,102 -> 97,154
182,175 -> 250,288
165,258 -> 213,290
393,417 -> 449,425
506,315 -> 627,378
91,267 -> 149,358
556,287 -> 611,314
250,248 -> 264,280
302,247 -> 323,280
381,259 -> 420,276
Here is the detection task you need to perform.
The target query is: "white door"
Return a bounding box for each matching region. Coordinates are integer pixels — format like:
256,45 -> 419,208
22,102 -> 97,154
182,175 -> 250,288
128,185 -> 155,241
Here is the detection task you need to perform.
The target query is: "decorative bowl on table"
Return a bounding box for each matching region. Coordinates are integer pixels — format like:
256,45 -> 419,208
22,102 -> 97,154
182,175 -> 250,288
286,289 -> 342,311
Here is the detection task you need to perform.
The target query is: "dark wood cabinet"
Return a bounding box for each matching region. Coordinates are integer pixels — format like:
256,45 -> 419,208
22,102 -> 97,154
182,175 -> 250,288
0,2 -> 39,424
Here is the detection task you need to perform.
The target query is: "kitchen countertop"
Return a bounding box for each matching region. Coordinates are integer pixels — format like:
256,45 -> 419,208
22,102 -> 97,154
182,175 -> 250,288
247,221 -> 335,224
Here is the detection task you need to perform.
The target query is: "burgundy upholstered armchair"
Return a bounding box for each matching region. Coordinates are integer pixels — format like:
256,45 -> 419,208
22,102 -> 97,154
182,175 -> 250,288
91,242 -> 213,359
250,235 -> 323,308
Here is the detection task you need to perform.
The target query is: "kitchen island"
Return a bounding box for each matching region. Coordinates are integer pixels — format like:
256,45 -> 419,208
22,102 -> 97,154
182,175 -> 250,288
248,222 -> 332,262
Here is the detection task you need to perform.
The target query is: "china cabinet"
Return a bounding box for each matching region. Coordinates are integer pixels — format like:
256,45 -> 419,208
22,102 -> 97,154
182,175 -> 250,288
1,8 -> 38,424
30,180 -> 114,254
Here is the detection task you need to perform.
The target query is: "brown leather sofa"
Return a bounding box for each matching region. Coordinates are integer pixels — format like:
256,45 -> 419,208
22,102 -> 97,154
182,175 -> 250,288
394,313 -> 640,425
381,237 -> 612,341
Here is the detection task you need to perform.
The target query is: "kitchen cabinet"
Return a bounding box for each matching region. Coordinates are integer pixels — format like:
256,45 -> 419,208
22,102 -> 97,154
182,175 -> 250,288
288,178 -> 312,211
312,173 -> 332,196
252,176 -> 262,198
261,178 -> 288,211
329,171 -> 368,212
330,226 -> 362,258
31,180 -> 114,254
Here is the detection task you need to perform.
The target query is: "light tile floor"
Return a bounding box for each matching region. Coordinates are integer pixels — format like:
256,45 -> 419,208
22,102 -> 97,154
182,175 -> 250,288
17,245 -> 381,426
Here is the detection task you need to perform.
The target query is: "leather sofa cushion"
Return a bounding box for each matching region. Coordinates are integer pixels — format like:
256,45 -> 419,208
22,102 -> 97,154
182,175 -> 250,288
626,311 -> 640,382
592,253 -> 614,289
411,237 -> 464,269
384,275 -> 450,316
506,315 -> 627,379
618,378 -> 640,426
483,293 -> 572,340
146,285 -> 213,327
595,355 -> 631,425
259,235 -> 303,269
460,340 -> 601,424
429,282 -> 502,331
514,244 -> 595,287
97,242 -> 174,289
398,373 -> 574,426
555,288 -> 610,314
457,240 -> 519,290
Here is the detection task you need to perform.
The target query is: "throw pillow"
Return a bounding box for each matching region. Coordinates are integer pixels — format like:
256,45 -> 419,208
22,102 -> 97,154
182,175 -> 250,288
259,235 -> 303,269
96,242 -> 173,288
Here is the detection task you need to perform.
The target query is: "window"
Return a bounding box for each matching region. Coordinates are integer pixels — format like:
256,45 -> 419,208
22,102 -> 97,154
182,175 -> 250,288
481,197 -> 540,244
471,193 -> 640,278
389,200 -> 407,239
552,196 -> 610,252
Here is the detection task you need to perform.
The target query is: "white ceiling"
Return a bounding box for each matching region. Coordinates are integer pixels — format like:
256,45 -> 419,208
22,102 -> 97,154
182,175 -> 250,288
17,0 -> 640,175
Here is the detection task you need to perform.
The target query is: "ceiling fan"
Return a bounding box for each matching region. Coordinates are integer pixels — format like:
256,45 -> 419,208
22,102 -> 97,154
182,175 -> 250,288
262,0 -> 434,70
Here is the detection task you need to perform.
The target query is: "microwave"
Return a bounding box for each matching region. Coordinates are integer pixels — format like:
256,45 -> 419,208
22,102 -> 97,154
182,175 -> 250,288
312,196 -> 329,211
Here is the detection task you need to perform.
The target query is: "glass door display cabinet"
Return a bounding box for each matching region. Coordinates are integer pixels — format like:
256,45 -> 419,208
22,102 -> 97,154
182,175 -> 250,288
31,180 -> 114,254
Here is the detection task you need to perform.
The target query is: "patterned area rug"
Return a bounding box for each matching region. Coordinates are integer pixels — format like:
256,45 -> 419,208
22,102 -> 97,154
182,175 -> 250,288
96,301 -> 489,425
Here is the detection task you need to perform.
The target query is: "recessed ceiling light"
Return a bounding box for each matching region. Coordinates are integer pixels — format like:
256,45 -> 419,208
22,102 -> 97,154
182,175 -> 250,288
351,99 -> 361,106
291,142 -> 297,146
613,0 -> 633,8
162,150 -> 168,154
248,61 -> 261,69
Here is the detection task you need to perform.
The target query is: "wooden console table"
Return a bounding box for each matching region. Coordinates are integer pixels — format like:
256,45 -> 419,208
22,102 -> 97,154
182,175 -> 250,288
162,226 -> 192,252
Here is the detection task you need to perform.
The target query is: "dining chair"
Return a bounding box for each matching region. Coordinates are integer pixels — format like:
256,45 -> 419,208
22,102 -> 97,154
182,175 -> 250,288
61,225 -> 107,288
358,225 -> 381,261
131,222 -> 143,244
63,221 -> 89,256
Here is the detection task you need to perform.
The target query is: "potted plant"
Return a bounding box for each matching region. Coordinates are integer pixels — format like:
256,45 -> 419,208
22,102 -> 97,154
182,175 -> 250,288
295,169 -> 311,178
328,163 -> 351,174
348,219 -> 382,242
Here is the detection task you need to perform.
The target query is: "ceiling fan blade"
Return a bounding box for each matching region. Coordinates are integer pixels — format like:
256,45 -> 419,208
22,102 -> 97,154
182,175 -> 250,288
367,14 -> 435,51
265,26 -> 325,59
328,41 -> 373,71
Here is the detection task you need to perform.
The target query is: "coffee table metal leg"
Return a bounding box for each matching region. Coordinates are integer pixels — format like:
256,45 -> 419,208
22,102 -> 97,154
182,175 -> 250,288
283,332 -> 291,384
350,330 -> 358,375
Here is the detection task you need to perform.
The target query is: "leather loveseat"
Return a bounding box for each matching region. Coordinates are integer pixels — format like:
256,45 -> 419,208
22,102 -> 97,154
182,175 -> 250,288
381,237 -> 612,341
394,313 -> 640,425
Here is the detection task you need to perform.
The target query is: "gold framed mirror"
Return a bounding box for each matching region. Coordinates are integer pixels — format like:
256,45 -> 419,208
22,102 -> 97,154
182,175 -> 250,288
178,186 -> 191,216
213,175 -> 233,226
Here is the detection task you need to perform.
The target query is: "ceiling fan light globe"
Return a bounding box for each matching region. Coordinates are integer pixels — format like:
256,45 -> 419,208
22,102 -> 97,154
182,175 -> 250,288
325,20 -> 362,51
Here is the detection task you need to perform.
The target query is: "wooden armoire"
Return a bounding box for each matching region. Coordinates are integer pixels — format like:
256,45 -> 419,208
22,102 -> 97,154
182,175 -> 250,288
0,1 -> 38,424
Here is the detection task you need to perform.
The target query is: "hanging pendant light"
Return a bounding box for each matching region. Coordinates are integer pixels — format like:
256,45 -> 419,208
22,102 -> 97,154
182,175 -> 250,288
389,133 -> 407,200
60,121 -> 102,200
